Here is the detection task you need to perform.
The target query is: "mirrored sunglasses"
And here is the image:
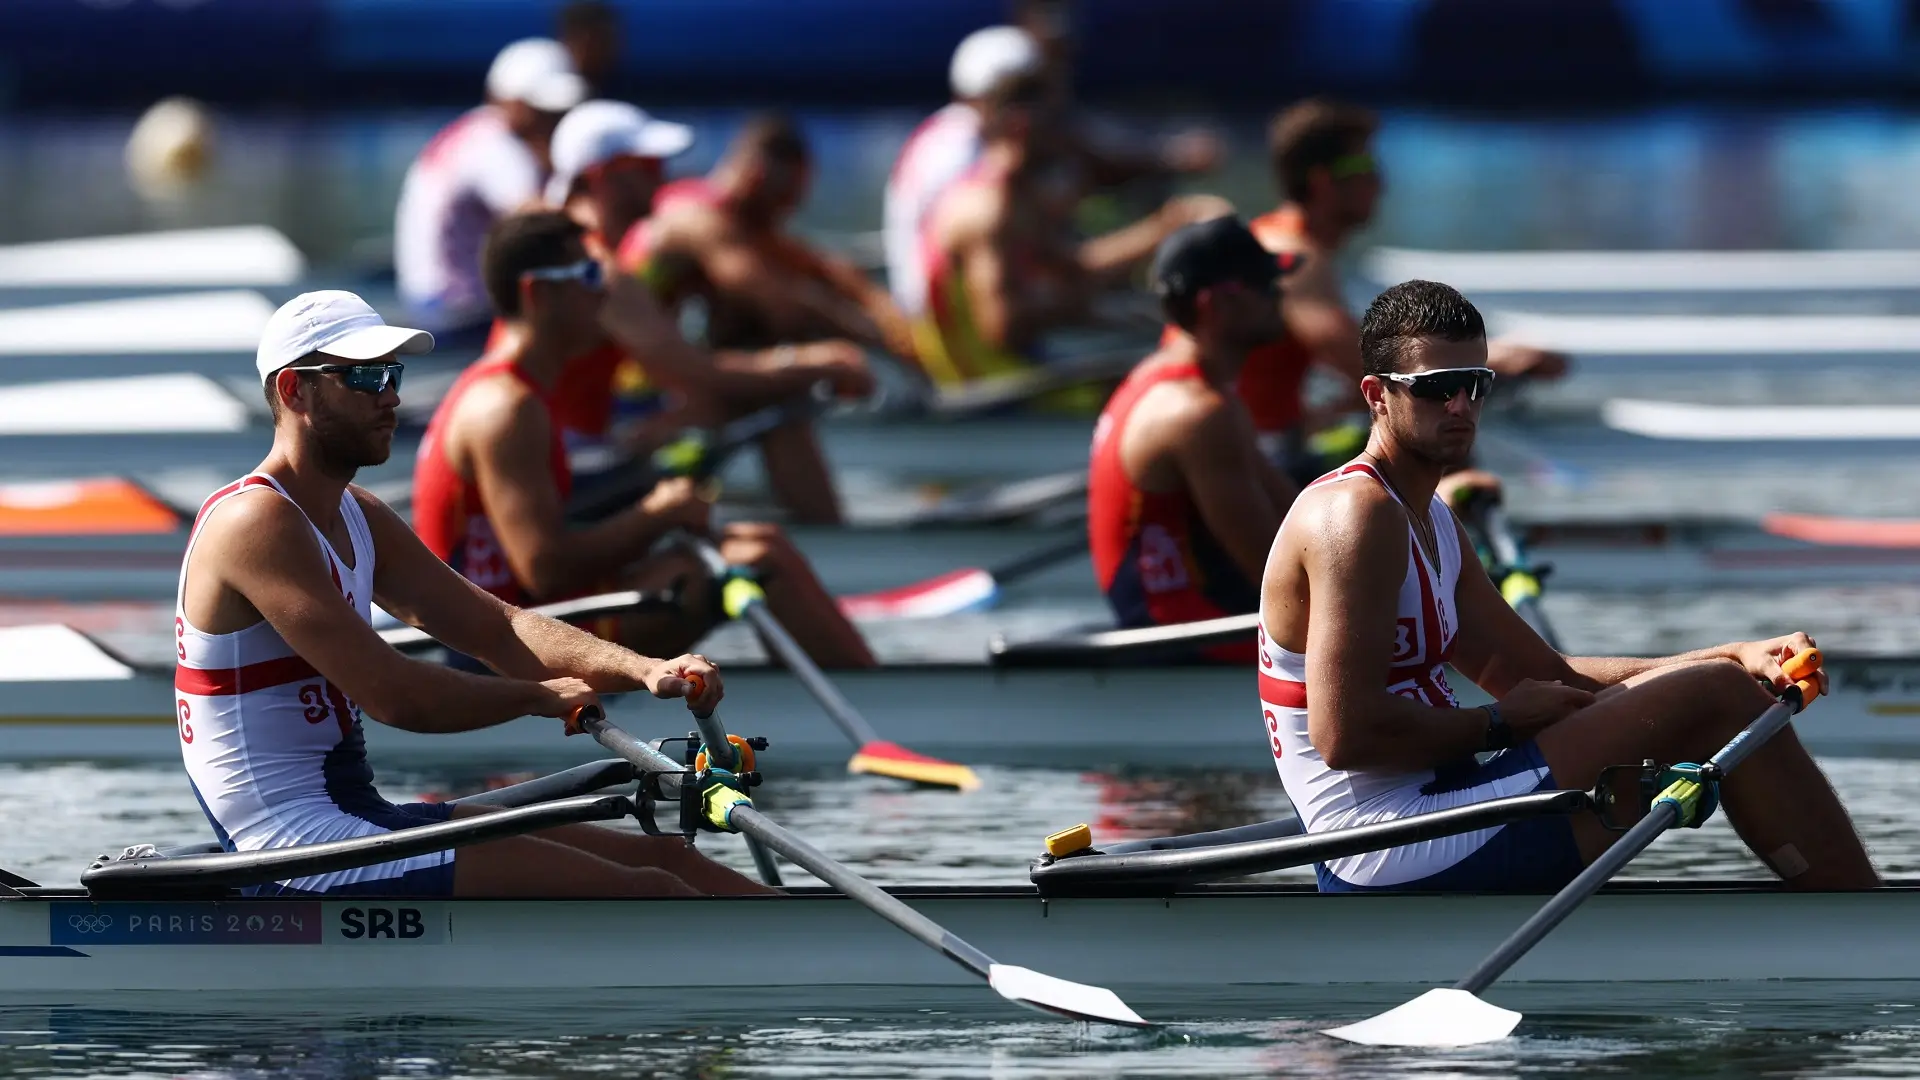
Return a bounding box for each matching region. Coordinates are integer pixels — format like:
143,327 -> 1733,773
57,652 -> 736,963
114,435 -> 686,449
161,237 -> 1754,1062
282,361 -> 405,395
1381,366 -> 1495,403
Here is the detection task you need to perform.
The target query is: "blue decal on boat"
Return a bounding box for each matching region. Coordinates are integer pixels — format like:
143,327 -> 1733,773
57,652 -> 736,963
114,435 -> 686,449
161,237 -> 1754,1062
50,902 -> 322,945
0,946 -> 86,957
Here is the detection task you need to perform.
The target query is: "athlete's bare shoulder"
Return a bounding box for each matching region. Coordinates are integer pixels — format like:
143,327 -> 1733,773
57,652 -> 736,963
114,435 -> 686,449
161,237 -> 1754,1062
1283,468 -> 1406,557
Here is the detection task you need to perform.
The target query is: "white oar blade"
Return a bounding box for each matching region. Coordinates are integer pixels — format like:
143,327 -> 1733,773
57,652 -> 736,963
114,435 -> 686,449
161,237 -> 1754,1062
1322,988 -> 1520,1047
987,963 -> 1152,1029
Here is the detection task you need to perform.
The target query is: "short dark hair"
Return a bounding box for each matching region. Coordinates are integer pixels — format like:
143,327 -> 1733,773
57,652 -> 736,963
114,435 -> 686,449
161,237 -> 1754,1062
1359,280 -> 1485,376
1267,97 -> 1378,202
482,210 -> 585,319
732,111 -> 809,166
557,0 -> 617,37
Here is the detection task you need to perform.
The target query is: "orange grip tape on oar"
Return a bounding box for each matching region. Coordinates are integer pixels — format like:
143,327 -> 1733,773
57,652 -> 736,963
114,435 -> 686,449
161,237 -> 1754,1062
563,703 -> 603,736
1783,648 -> 1823,707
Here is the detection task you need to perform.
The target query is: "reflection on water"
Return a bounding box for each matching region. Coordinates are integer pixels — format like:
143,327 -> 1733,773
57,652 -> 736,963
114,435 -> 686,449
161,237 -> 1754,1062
8,107 -> 1920,265
5,984 -> 1920,1079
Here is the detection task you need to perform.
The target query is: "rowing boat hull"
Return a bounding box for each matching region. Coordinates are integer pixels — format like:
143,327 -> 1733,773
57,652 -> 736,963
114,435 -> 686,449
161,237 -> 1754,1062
5,654 -> 1918,765
6,882 -> 1919,993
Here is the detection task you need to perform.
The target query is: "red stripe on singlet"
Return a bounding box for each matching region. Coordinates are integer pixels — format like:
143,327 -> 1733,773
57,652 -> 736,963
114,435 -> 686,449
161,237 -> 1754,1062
174,655 -> 320,697
1258,672 -> 1307,708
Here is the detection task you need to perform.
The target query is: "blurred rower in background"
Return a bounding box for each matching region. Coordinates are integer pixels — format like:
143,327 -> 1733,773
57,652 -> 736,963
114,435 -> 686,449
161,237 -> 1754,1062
1089,217 -> 1299,663
640,114 -> 917,364
557,0 -> 622,96
415,210 -> 875,668
1240,99 -> 1568,452
915,69 -> 1230,390
546,102 -> 871,524
395,38 -> 588,345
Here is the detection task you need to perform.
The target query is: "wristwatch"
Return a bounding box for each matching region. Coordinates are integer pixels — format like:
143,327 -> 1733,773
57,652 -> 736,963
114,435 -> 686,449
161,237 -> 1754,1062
1480,703 -> 1513,751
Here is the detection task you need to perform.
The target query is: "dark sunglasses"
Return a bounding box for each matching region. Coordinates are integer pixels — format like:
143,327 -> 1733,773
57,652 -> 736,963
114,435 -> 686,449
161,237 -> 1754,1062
282,361 -> 405,395
1381,366 -> 1495,403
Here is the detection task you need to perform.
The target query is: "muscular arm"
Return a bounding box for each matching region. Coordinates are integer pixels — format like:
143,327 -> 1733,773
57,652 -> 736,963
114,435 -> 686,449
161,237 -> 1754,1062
1298,487 -> 1490,771
655,208 -> 886,347
1447,513 -> 1741,695
359,489 -> 665,694
195,493 -> 560,733
598,269 -> 830,400
1162,394 -> 1294,584
456,379 -> 679,599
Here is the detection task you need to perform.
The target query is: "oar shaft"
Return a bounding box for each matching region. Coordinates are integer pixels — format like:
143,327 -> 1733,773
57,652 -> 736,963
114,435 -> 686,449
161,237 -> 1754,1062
1455,696 -> 1796,994
740,603 -> 884,746
730,804 -> 994,981
987,534 -> 1087,587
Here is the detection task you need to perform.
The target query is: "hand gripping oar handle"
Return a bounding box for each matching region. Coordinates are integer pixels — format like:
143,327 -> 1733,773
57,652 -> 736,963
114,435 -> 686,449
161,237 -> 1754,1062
1455,648 -> 1823,996
575,704 -> 1148,1028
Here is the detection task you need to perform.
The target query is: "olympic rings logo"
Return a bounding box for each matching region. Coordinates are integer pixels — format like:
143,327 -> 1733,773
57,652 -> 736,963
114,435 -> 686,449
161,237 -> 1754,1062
66,913 -> 114,933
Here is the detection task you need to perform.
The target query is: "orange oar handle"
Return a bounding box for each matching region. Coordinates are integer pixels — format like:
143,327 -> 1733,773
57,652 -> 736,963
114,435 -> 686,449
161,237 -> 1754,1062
563,702 -> 604,737
1783,648 -> 1822,706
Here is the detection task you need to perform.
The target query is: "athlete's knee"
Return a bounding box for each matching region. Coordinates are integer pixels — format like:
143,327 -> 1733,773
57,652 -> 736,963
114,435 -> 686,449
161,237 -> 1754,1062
719,523 -> 796,572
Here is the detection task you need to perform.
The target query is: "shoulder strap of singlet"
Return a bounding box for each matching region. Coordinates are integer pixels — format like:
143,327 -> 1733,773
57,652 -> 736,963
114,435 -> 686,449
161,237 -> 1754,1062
177,474 -> 293,609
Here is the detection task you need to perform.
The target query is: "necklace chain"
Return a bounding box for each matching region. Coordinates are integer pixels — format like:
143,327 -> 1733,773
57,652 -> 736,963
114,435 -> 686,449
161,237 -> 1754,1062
1365,454 -> 1440,567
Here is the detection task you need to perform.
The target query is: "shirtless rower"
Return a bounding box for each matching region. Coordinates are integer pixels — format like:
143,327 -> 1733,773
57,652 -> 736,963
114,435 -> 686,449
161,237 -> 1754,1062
1089,217 -> 1299,663
180,288 -> 766,899
917,70 -> 1230,388
1243,98 -> 1566,446
1259,279 -> 1876,893
546,100 -> 872,524
415,210 -> 875,668
642,113 -> 917,362
394,38 -> 588,344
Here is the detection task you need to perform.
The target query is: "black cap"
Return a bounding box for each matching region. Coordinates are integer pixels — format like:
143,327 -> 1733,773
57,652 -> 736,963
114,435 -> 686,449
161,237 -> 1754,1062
1151,215 -> 1302,300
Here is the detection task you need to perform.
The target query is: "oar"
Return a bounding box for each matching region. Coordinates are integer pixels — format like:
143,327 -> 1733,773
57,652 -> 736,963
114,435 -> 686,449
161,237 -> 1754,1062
567,387 -> 832,523
1324,647 -> 1825,1048
679,533 -> 982,791
680,674 -> 783,887
836,534 -> 1087,620
575,704 -> 1150,1027
1455,488 -> 1564,651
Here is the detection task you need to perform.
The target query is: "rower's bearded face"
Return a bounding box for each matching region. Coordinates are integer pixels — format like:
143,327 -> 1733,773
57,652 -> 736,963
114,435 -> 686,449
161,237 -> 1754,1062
307,384 -> 396,475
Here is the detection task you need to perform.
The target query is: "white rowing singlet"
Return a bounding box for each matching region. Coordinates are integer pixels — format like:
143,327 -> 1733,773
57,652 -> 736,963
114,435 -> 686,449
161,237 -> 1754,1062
174,475 -> 450,891
1258,461 -> 1547,886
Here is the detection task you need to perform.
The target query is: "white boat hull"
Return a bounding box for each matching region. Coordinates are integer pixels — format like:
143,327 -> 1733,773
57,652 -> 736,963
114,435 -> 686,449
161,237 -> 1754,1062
5,883 -> 1920,993
1,654 -> 1916,765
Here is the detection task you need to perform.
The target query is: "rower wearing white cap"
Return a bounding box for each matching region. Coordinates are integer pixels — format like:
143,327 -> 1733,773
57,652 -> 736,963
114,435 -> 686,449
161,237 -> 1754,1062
883,25 -> 1045,319
394,38 -> 589,343
540,100 -> 872,524
175,289 -> 762,898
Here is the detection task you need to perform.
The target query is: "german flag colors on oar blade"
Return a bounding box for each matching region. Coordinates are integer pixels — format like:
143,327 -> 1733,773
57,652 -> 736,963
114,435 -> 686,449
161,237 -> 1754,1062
849,738 -> 982,791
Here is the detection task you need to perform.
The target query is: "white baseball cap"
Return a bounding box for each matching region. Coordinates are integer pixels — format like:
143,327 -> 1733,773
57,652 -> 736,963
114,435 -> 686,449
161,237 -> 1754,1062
949,25 -> 1042,100
544,99 -> 695,204
486,38 -> 589,113
256,291 -> 434,386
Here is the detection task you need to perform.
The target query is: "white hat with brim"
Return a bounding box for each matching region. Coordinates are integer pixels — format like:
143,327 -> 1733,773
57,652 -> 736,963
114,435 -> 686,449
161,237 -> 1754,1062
950,25 -> 1042,100
544,99 -> 695,204
256,290 -> 434,386
487,38 -> 589,114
